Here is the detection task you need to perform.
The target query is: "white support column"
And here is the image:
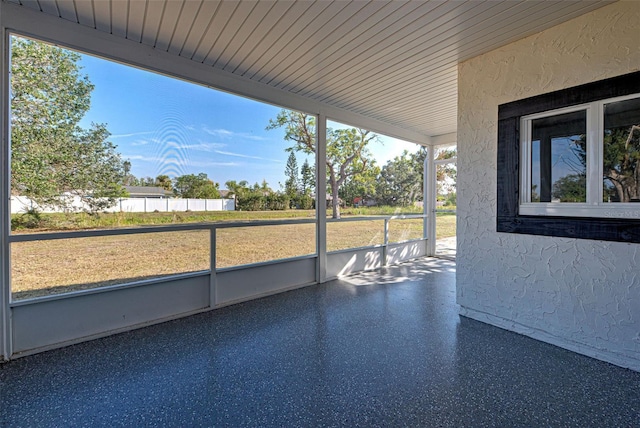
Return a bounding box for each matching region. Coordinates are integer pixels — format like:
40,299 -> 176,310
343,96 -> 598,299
383,218 -> 389,266
425,147 -> 436,257
209,228 -> 217,308
316,113 -> 327,283
1,28 -> 12,360
423,156 -> 428,241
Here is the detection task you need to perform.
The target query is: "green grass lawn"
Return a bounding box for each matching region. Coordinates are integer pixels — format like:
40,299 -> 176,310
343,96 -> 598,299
11,205 -> 434,232
11,208 -> 456,299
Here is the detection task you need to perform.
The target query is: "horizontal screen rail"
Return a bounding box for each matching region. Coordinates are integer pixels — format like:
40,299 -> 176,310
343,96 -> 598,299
9,218 -> 317,242
327,214 -> 426,223
9,216 -> 427,242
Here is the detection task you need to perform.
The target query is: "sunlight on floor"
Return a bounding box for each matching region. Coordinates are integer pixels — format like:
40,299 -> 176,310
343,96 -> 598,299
340,257 -> 455,287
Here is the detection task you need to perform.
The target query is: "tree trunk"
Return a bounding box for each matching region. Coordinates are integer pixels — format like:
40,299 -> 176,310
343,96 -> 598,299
613,180 -> 626,202
330,176 -> 340,219
608,170 -> 630,202
633,162 -> 640,201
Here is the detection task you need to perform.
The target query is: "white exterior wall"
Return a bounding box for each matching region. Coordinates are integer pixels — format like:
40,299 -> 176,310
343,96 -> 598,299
457,1 -> 640,371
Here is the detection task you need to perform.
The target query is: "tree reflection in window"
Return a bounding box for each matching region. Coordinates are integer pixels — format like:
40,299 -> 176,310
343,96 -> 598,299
603,97 -> 640,202
531,110 -> 586,203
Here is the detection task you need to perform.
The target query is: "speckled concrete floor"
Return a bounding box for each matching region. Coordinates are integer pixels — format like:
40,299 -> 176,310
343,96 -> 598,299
1,258 -> 639,427
435,236 -> 456,259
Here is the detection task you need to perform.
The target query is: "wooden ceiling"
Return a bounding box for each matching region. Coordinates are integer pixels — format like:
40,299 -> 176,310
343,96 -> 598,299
7,0 -> 614,138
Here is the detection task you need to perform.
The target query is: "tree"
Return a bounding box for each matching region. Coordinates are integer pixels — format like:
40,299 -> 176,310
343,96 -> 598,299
341,163 -> 380,206
435,148 -> 457,204
225,180 -> 249,198
122,161 -> 139,186
224,179 -> 291,211
225,179 -> 255,209
137,176 -> 155,186
10,36 -> 127,213
300,159 -> 315,195
284,152 -> 299,197
155,175 -> 173,191
435,148 -> 457,180
267,110 -> 376,218
259,179 -> 272,194
173,173 -> 220,199
551,124 -> 640,203
376,150 -> 423,206
603,125 -> 640,202
552,173 -> 586,202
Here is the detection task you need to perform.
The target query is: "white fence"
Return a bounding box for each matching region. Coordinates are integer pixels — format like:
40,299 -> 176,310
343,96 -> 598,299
10,196 -> 235,214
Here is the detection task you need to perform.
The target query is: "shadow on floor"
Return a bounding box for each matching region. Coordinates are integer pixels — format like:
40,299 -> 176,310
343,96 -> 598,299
435,236 -> 456,260
1,257 -> 638,427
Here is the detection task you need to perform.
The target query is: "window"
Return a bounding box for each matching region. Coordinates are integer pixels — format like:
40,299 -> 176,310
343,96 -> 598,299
520,95 -> 640,218
497,70 -> 640,242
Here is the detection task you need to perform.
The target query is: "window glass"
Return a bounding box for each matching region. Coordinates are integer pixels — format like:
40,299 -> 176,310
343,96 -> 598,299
530,110 -> 587,202
603,97 -> 640,202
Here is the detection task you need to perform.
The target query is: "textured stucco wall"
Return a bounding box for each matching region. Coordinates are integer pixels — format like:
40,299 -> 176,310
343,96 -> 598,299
457,1 -> 640,371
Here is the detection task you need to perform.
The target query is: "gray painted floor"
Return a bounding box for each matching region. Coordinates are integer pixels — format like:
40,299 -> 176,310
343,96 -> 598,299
1,258 -> 639,427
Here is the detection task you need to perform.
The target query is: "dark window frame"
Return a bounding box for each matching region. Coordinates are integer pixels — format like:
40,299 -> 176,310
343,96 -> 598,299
497,71 -> 640,243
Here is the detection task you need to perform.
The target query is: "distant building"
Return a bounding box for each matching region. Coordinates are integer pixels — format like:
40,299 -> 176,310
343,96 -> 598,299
219,190 -> 234,199
123,186 -> 173,198
353,197 -> 377,207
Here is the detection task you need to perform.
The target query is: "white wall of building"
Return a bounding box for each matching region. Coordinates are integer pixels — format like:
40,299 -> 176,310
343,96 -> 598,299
457,1 -> 640,371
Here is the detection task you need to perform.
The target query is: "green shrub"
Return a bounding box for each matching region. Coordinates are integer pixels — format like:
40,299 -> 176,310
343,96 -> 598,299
266,194 -> 289,210
237,194 -> 264,211
294,194 -> 314,210
11,208 -> 47,230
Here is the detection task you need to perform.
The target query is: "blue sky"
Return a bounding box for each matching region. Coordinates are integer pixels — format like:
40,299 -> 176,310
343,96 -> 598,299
77,49 -> 419,190
530,136 -> 586,198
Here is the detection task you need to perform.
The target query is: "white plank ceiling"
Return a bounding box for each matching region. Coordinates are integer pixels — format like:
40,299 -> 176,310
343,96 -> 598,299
7,0 -> 614,138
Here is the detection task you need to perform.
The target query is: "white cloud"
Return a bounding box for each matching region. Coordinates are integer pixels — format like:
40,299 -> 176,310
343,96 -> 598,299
189,160 -> 240,168
110,131 -> 155,139
130,139 -> 150,146
123,154 -> 240,169
124,155 -> 164,162
202,126 -> 267,141
214,150 -> 282,163
181,142 -> 227,152
203,127 -> 233,137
